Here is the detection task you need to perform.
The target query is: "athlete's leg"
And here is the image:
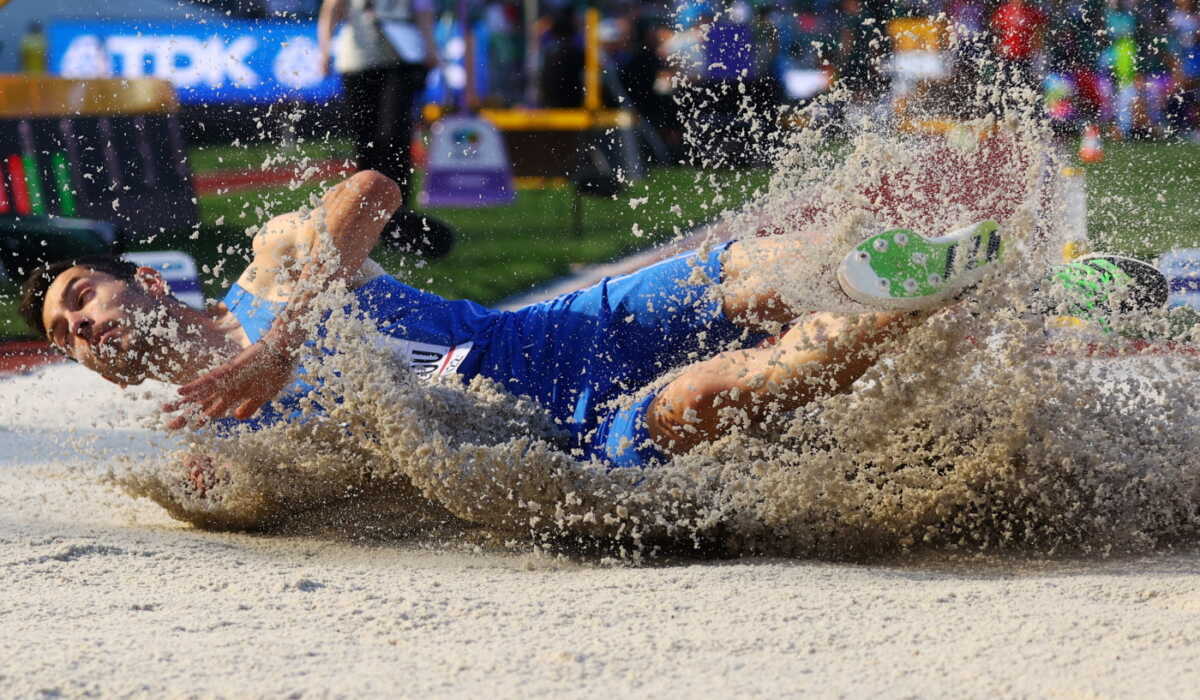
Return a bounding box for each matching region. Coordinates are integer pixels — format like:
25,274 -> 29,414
646,310 -> 919,456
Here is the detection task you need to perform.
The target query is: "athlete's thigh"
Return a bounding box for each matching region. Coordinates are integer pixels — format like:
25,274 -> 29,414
590,245 -> 763,382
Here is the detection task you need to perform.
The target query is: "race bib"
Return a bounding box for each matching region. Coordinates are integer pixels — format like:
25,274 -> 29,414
376,336 -> 473,379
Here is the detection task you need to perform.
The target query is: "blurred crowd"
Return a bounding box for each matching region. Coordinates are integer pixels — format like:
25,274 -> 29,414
654,0 -> 1200,140
18,0 -> 1198,142
945,0 -> 1200,139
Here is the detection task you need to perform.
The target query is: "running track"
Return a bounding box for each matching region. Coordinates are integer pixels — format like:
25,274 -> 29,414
192,159 -> 353,196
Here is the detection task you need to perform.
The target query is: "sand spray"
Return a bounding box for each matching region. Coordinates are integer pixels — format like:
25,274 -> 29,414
98,20 -> 1200,560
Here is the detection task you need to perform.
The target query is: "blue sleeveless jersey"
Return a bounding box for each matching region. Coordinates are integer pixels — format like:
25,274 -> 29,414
222,275 -> 498,379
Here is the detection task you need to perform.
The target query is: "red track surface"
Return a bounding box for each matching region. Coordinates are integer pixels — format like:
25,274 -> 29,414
193,159 -> 354,196
0,340 -> 62,377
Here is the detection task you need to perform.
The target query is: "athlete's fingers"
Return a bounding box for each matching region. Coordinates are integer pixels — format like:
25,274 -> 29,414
163,402 -> 208,430
177,368 -> 218,396
233,398 -> 265,421
178,353 -> 249,397
177,370 -> 231,398
203,397 -> 231,420
161,394 -> 204,413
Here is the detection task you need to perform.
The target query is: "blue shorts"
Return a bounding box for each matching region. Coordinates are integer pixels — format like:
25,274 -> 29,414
480,243 -> 767,469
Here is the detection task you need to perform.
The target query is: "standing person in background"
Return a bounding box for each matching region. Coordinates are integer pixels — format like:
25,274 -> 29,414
541,7 -> 586,107
484,2 -> 524,106
318,0 -> 438,211
618,16 -> 682,163
749,4 -> 784,124
1102,0 -> 1139,138
945,0 -> 992,117
1168,0 -> 1200,137
1045,0 -> 1105,130
1134,0 -> 1173,137
990,0 -> 1046,92
836,0 -> 890,104
19,21 -> 47,74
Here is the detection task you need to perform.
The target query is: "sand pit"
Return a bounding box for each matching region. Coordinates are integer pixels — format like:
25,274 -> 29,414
4,352 -> 1200,696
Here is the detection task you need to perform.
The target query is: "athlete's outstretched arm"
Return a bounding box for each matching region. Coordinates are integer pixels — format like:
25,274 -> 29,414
165,171 -> 401,425
264,170 -> 401,347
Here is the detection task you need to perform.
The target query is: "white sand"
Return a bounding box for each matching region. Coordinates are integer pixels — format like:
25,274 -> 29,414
3,363 -> 1199,697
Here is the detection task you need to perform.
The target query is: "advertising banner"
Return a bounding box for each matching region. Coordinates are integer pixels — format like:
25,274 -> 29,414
47,19 -> 340,104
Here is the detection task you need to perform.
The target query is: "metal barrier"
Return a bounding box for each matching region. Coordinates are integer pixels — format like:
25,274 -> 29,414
0,76 -> 198,248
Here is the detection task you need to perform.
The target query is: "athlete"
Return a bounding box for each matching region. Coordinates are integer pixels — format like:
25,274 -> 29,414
18,171 -> 1166,473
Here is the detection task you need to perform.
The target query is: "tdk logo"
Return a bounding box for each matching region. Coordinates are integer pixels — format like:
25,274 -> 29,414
48,21 -> 340,102
56,30 -> 327,94
61,34 -> 262,88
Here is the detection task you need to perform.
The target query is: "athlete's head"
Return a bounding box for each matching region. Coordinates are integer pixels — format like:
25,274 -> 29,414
19,255 -> 181,386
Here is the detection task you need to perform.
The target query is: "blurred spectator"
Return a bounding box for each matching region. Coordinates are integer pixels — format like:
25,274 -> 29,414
1044,0 -> 1105,128
944,0 -> 992,116
749,4 -> 784,114
484,2 -> 525,105
1168,0 -> 1200,136
1136,0 -> 1174,135
541,7 -> 586,107
1102,0 -> 1139,136
837,0 -> 891,101
318,0 -> 438,210
990,0 -> 1046,91
618,17 -> 682,160
19,21 -> 47,74
947,0 -> 988,36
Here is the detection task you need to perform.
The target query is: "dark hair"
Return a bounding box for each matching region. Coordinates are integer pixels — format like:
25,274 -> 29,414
18,255 -> 139,338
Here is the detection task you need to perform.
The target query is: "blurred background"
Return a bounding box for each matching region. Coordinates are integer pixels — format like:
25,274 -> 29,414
1,0 -> 1198,337
4,0 -> 1196,144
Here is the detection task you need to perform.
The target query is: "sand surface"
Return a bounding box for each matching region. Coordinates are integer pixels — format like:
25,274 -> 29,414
2,363 -> 1198,697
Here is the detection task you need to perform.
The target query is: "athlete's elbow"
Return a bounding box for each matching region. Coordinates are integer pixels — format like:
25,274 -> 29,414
350,170 -> 403,214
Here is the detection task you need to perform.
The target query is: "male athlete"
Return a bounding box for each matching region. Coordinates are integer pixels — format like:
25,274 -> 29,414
19,171 -> 1165,471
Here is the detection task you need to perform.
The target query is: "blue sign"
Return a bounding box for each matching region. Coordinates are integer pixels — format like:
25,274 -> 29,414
47,20 -> 341,104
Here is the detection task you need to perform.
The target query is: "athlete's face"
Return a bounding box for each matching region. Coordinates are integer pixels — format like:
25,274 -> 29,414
41,266 -> 173,386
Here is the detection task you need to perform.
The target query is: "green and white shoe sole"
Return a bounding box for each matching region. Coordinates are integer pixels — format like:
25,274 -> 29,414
1049,253 -> 1168,329
836,220 -> 1003,310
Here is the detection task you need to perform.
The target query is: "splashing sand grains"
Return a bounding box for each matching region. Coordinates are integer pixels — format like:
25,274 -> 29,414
104,37 -> 1200,562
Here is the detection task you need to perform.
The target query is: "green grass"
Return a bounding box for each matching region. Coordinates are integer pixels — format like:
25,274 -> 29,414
0,286 -> 21,333
1079,141 -> 1200,258
188,138 -> 355,174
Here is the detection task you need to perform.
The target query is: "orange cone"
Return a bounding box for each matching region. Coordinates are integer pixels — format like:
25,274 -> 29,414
1079,123 -> 1104,163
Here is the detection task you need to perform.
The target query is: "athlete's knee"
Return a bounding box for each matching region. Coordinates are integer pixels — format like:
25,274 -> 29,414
646,371 -> 733,453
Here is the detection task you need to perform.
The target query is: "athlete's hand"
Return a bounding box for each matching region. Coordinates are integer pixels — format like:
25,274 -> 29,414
181,452 -> 227,497
162,338 -> 296,430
